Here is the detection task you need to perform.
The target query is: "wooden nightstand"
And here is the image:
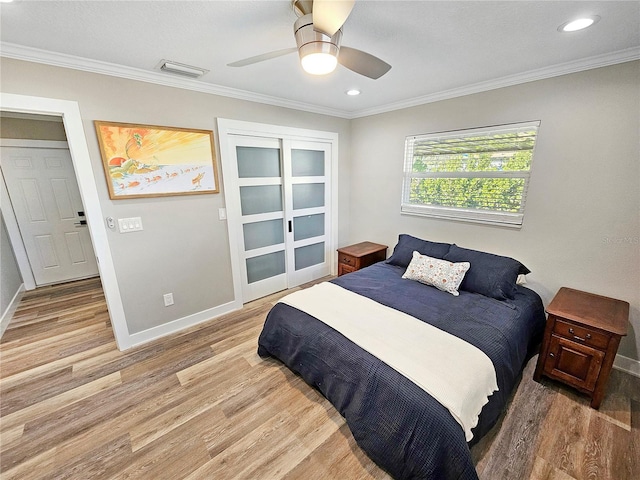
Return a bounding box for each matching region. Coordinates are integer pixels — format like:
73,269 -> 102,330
337,242 -> 387,276
533,287 -> 628,408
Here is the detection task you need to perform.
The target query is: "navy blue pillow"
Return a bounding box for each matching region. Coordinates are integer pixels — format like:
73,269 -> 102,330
386,234 -> 451,268
443,244 -> 530,300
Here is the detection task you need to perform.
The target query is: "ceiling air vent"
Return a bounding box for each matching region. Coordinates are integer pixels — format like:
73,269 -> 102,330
158,60 -> 208,78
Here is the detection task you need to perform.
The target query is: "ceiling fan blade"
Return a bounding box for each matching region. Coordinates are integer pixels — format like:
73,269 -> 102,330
227,47 -> 298,67
338,46 -> 391,79
312,0 -> 355,36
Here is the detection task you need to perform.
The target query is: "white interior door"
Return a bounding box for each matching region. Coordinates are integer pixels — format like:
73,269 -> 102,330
284,140 -> 332,287
226,135 -> 332,303
1,145 -> 99,286
231,136 -> 287,302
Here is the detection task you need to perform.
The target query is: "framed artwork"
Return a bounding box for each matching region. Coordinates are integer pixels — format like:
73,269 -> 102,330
94,121 -> 219,199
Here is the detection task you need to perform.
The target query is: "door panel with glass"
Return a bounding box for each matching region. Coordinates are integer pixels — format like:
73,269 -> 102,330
284,141 -> 331,287
232,138 -> 287,302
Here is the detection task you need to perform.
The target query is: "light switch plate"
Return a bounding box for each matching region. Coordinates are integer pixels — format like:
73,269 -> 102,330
118,217 -> 143,233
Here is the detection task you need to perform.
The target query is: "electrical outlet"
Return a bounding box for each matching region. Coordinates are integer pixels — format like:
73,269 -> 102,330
163,293 -> 174,306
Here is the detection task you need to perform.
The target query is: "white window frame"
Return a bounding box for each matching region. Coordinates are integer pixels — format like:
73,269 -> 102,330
401,121 -> 540,228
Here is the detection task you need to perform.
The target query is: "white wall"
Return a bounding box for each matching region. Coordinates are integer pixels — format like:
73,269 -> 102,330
349,61 -> 640,361
0,57 -> 351,336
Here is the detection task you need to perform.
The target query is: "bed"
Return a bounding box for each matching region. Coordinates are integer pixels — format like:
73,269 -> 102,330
258,235 -> 546,479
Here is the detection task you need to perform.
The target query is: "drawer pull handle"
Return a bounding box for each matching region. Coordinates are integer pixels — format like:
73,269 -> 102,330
568,327 -> 592,341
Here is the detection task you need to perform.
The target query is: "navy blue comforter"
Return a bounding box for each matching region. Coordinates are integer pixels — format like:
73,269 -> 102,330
257,262 -> 545,479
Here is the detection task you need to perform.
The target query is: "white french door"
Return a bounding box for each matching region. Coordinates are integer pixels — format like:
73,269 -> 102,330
224,134 -> 332,303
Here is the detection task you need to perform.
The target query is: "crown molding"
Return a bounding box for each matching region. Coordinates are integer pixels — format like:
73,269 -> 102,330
353,46 -> 640,118
0,42 -> 352,119
1,42 -> 638,120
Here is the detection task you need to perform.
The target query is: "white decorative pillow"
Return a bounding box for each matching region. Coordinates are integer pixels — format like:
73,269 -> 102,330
402,251 -> 470,296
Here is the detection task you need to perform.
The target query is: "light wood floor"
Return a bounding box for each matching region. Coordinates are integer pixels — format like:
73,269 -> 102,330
1,277 -> 638,480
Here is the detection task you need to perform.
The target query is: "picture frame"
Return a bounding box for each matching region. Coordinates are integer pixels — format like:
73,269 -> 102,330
94,121 -> 219,199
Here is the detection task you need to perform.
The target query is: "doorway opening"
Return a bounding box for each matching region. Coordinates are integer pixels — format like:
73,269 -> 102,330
1,114 -> 99,286
0,93 -> 128,349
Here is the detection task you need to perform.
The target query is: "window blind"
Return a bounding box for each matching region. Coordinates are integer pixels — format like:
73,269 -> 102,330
402,121 -> 540,227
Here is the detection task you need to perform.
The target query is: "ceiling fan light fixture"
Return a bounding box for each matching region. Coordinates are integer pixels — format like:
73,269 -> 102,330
301,51 -> 338,75
295,13 -> 342,76
228,6 -> 390,80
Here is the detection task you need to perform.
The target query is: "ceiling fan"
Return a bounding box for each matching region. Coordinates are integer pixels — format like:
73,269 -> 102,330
227,0 -> 391,79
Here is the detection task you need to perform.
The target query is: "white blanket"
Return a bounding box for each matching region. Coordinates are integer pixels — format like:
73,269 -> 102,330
279,282 -> 498,441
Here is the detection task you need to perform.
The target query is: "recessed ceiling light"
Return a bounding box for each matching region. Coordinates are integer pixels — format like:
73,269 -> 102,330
0,0 -> 15,3
346,89 -> 361,96
558,16 -> 600,32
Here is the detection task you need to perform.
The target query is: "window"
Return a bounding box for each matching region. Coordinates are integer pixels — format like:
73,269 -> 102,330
402,121 -> 540,227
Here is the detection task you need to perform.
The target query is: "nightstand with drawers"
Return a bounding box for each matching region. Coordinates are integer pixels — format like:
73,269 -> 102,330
533,287 -> 629,408
337,242 -> 387,276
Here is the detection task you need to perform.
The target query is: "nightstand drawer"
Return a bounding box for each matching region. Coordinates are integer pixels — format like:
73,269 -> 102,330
553,318 -> 610,350
338,263 -> 356,276
340,255 -> 355,267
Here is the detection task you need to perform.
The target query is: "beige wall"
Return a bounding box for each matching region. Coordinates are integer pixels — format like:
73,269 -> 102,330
1,214 -> 22,318
0,57 -> 351,334
2,57 -> 638,363
349,61 -> 640,360
0,116 -> 67,140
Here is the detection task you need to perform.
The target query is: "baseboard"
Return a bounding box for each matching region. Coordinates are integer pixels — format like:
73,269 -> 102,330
122,299 -> 243,350
0,283 -> 25,339
613,354 -> 640,378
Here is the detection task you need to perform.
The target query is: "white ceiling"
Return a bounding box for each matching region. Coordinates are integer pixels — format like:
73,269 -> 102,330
1,1 -> 639,118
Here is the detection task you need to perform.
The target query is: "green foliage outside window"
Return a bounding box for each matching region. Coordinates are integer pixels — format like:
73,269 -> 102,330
409,151 -> 532,213
406,130 -> 536,215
